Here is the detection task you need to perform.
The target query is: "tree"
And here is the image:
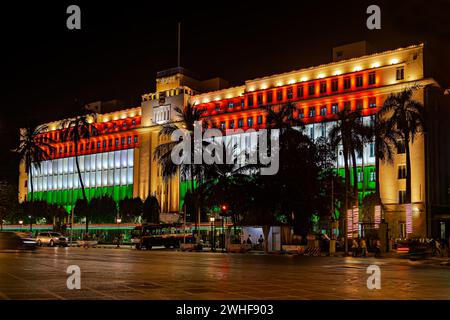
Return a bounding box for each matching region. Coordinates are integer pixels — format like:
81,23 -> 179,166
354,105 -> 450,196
74,199 -> 89,224
89,196 -> 117,224
13,124 -> 54,203
60,111 -> 97,233
379,87 -> 425,204
153,102 -> 205,231
143,195 -> 160,224
119,197 -> 143,223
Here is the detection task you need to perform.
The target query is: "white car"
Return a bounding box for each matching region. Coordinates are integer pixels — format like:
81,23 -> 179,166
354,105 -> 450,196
36,232 -> 68,247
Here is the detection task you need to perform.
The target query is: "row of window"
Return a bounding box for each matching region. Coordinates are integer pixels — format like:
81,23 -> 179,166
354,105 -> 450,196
50,135 -> 138,156
216,115 -> 264,130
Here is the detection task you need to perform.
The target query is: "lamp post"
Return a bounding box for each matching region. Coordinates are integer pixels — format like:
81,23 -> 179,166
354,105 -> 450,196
210,217 -> 215,252
19,220 -> 23,230
220,204 -> 228,252
28,215 -> 32,233
116,217 -> 122,248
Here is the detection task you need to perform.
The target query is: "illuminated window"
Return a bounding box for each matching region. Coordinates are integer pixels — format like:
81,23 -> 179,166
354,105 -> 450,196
69,145 -> 73,153
344,77 -> 351,90
122,122 -> 127,128
308,83 -> 315,96
132,119 -> 136,126
308,107 -> 316,117
331,79 -> 338,92
241,99 -> 245,107
115,138 -> 119,147
369,71 -> 376,85
248,95 -> 254,107
109,139 -> 112,147
121,137 -> 125,145
228,101 -> 234,108
331,103 -> 338,114
134,136 -> 138,143
127,136 -> 131,145
238,118 -> 243,128
319,81 -> 327,94
370,170 -> 375,182
370,143 -> 375,157
97,142 -> 100,149
396,67 -> 404,80
220,121 -> 225,130
257,93 -> 263,106
229,120 -> 235,129
267,91 -> 273,103
369,97 -> 377,108
320,105 -> 327,116
59,147 -> 62,154
297,86 -> 303,98
277,90 -> 283,101
287,87 -> 293,99
215,104 -> 221,111
356,74 -> 363,87
357,171 -> 363,182
298,109 -> 304,119
247,117 -> 253,127
257,115 -> 263,125
103,140 -> 106,148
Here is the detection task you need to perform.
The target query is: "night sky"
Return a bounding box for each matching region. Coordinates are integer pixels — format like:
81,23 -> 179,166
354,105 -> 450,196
1,0 -> 449,182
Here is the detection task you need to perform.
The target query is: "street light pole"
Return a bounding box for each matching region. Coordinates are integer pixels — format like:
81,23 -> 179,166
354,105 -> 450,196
210,217 -> 215,252
116,217 -> 122,248
28,215 -> 32,233
19,220 -> 23,231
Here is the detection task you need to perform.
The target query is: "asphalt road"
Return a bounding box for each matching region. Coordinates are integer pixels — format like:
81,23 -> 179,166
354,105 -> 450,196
0,247 -> 449,300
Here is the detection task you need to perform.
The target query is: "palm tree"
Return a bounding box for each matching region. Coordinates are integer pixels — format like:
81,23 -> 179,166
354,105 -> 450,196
60,112 -> 97,233
14,124 -> 54,203
329,108 -> 368,253
369,112 -> 400,201
154,102 -> 204,232
379,88 -> 425,204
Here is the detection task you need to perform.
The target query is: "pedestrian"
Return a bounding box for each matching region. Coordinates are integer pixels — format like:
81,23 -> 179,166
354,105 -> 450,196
375,239 -> 382,258
351,239 -> 359,257
258,234 -> 264,249
246,235 -> 252,245
360,239 -> 367,257
435,239 -> 441,256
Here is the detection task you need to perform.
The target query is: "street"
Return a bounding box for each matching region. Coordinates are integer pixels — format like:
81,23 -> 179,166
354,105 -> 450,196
0,247 -> 449,300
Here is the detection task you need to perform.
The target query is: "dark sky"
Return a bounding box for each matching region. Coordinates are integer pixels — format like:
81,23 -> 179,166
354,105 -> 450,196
1,0 -> 450,181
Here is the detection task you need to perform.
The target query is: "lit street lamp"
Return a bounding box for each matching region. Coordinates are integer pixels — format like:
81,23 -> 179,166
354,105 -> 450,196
28,215 -> 32,233
116,217 -> 122,248
19,220 -> 23,230
210,217 -> 215,252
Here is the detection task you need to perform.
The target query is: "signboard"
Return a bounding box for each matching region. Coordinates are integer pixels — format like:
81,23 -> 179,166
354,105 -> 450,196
352,207 -> 359,232
347,209 -> 353,238
374,205 -> 381,229
405,204 -> 413,235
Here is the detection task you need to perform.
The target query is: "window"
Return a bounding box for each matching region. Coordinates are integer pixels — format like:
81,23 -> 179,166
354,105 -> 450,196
331,79 -> 338,92
122,122 -> 127,128
344,77 -> 351,90
396,67 -> 404,80
257,115 -> 263,125
257,93 -> 263,106
398,165 -> 407,179
127,136 -> 132,145
215,104 -> 221,111
247,95 -> 254,107
370,142 -> 375,157
96,142 -> 100,149
91,142 -> 95,149
238,118 -> 243,128
357,171 -> 363,183
229,120 -> 235,129
320,81 -> 327,94
356,99 -> 363,110
298,109 -> 304,119
320,105 -> 327,116
69,145 -> 73,153
220,121 -> 225,130
369,97 -> 377,108
103,141 -> 106,148
308,83 -> 315,96
356,74 -> 363,87
344,101 -> 351,111
24,180 -> 27,188
247,117 -> 253,127
85,143 -> 89,150
108,139 -> 112,147
308,107 -> 316,117
397,141 -> 406,154
369,71 -> 376,85
277,90 -> 283,101
297,86 -> 304,98
321,125 -> 326,137
228,101 -> 234,109
331,103 -> 338,114
134,136 -> 138,143
121,137 -> 125,145
399,190 -> 407,204
309,127 -> 314,139
80,144 -> 84,151
370,170 -> 375,182
59,147 -> 62,154
267,91 -> 273,103
287,87 -> 293,99
115,138 -> 119,147
241,99 -> 245,107
132,119 -> 136,126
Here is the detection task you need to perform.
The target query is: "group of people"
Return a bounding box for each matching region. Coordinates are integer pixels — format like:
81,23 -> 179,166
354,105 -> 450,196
243,234 -> 264,249
351,238 -> 382,257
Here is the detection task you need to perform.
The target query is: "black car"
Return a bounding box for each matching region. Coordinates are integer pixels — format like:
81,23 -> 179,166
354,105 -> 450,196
0,231 -> 38,250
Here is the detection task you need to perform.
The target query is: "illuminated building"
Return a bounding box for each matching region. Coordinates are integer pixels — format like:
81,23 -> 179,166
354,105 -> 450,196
18,43 -> 450,239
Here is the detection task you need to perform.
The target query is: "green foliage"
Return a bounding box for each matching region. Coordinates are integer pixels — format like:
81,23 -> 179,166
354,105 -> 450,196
119,197 -> 143,222
143,195 -> 160,223
89,196 -> 118,224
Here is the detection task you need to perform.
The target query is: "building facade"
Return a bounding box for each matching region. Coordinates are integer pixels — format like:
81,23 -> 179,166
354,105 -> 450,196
18,43 -> 450,240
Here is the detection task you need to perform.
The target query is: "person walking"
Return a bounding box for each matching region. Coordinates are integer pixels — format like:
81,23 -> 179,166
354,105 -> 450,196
360,239 -> 367,257
351,239 -> 359,257
375,239 -> 382,258
258,235 -> 264,250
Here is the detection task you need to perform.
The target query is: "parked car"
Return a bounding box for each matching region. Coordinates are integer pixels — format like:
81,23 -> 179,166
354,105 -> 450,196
0,231 -> 38,250
36,232 -> 68,247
